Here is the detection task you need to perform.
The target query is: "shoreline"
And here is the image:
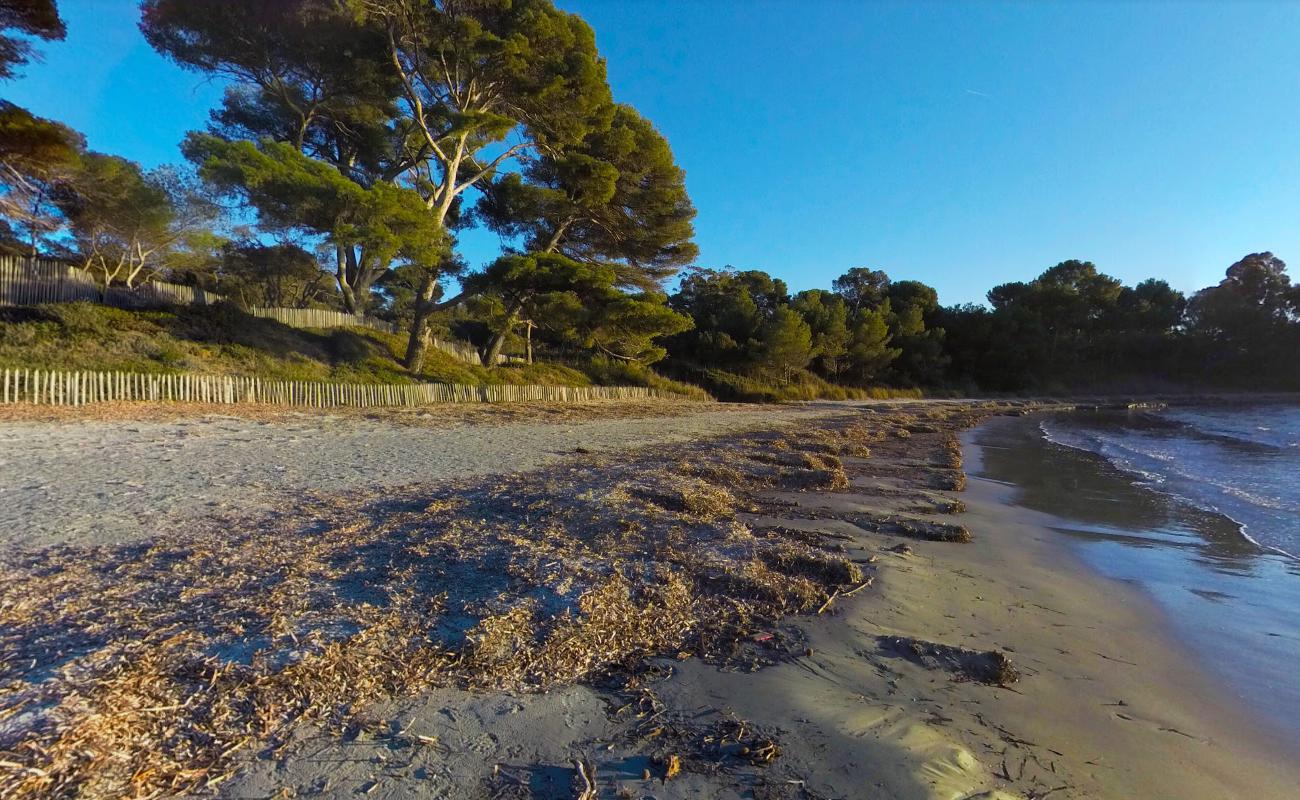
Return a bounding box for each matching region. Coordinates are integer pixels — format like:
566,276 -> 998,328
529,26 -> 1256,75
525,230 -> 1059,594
982,409 -> 1300,755
1033,408 -> 1300,562
958,418 -> 1299,795
4,402 -> 1298,798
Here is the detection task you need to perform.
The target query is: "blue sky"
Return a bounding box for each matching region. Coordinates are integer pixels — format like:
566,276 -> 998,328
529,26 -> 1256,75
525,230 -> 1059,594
6,0 -> 1300,305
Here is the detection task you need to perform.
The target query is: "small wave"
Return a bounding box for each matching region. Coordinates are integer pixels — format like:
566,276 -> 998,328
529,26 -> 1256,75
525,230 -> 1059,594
1219,484 -> 1300,514
1164,409 -> 1300,451
1036,416 -> 1300,562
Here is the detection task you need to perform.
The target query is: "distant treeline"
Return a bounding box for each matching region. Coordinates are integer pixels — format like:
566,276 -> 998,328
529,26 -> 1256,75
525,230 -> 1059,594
658,253 -> 1300,397
2,2 -> 1296,399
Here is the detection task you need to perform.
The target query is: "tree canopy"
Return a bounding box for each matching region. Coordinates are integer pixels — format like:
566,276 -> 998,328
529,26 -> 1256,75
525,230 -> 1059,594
0,0 -> 64,80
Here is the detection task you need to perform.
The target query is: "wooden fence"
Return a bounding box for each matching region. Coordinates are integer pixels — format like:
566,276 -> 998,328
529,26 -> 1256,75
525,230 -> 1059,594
0,367 -> 667,408
0,256 -> 394,334
0,256 -> 225,308
245,306 -> 398,334
0,258 -> 514,366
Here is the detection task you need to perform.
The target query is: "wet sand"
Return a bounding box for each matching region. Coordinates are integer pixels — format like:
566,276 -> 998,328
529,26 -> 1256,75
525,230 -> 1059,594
978,410 -> 1300,747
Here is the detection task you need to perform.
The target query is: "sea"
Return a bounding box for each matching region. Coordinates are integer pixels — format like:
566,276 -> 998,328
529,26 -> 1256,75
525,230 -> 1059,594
971,404 -> 1300,749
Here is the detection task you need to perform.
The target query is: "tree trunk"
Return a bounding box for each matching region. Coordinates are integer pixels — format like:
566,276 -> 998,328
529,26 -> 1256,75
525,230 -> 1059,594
335,246 -> 359,314
482,303 -> 523,367
403,273 -> 440,372
336,246 -> 383,315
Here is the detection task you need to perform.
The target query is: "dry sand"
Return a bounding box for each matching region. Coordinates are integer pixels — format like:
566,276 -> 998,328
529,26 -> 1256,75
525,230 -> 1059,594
0,401 -> 835,550
3,401 -> 1297,798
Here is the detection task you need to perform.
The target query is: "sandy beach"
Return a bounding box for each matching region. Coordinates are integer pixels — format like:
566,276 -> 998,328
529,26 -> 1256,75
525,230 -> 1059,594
0,401 -> 840,549
3,401 -> 1297,799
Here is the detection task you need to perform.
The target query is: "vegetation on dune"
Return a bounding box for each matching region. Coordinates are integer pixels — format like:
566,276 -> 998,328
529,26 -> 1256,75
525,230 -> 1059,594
0,302 -> 709,393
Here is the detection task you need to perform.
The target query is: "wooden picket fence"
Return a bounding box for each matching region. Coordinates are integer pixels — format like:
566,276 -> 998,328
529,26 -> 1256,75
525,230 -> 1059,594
0,256 -> 225,308
246,306 -> 398,334
0,367 -> 667,408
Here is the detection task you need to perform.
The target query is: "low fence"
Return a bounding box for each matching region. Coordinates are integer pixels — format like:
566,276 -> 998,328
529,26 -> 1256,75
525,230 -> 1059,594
0,257 -> 529,366
0,367 -> 666,408
0,256 -> 223,308
246,306 -> 399,334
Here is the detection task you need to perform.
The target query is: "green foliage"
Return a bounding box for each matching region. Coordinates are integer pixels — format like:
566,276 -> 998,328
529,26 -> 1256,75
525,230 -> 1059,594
833,267 -> 891,312
468,252 -> 689,366
792,289 -> 850,377
667,268 -> 790,370
50,153 -> 223,287
144,0 -> 450,314
214,242 -> 333,309
0,100 -> 78,169
759,306 -> 814,382
186,135 -> 445,274
580,355 -> 711,399
937,254 -> 1300,391
846,306 -> 899,383
0,0 -> 63,80
0,302 -> 710,390
567,291 -> 693,364
478,104 -> 697,290
668,365 -> 919,403
0,102 -> 83,255
1185,252 -> 1300,384
144,0 -> 693,372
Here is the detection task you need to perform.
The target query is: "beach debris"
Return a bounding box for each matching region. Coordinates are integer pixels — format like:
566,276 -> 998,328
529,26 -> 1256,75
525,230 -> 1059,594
0,406 -> 985,798
573,756 -> 598,799
816,590 -> 840,614
869,516 -> 973,543
879,636 -> 1021,686
929,469 -> 968,491
629,711 -> 784,781
662,753 -> 682,779
843,576 -> 875,597
934,498 -> 967,514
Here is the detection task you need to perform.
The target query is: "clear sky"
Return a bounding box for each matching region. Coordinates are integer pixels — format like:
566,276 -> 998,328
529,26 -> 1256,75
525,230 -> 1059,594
6,1 -> 1300,305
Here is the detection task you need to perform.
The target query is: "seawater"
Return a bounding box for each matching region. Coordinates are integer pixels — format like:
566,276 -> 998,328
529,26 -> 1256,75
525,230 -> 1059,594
1040,405 -> 1300,559
973,406 -> 1300,750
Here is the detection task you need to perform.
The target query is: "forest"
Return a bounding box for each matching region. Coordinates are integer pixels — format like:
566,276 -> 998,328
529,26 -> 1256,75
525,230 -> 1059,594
2,0 -> 1298,399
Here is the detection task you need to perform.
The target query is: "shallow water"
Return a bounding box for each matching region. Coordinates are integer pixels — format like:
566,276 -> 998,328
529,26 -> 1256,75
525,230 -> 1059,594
972,408 -> 1300,748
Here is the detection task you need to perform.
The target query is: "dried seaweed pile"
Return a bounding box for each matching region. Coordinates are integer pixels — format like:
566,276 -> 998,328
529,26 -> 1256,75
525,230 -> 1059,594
0,410 -> 946,799
880,635 -> 1021,687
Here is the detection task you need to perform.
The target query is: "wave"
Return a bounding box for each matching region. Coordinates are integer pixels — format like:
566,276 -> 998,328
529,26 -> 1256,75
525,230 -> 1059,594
1038,416 -> 1300,561
1164,408 -> 1300,452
